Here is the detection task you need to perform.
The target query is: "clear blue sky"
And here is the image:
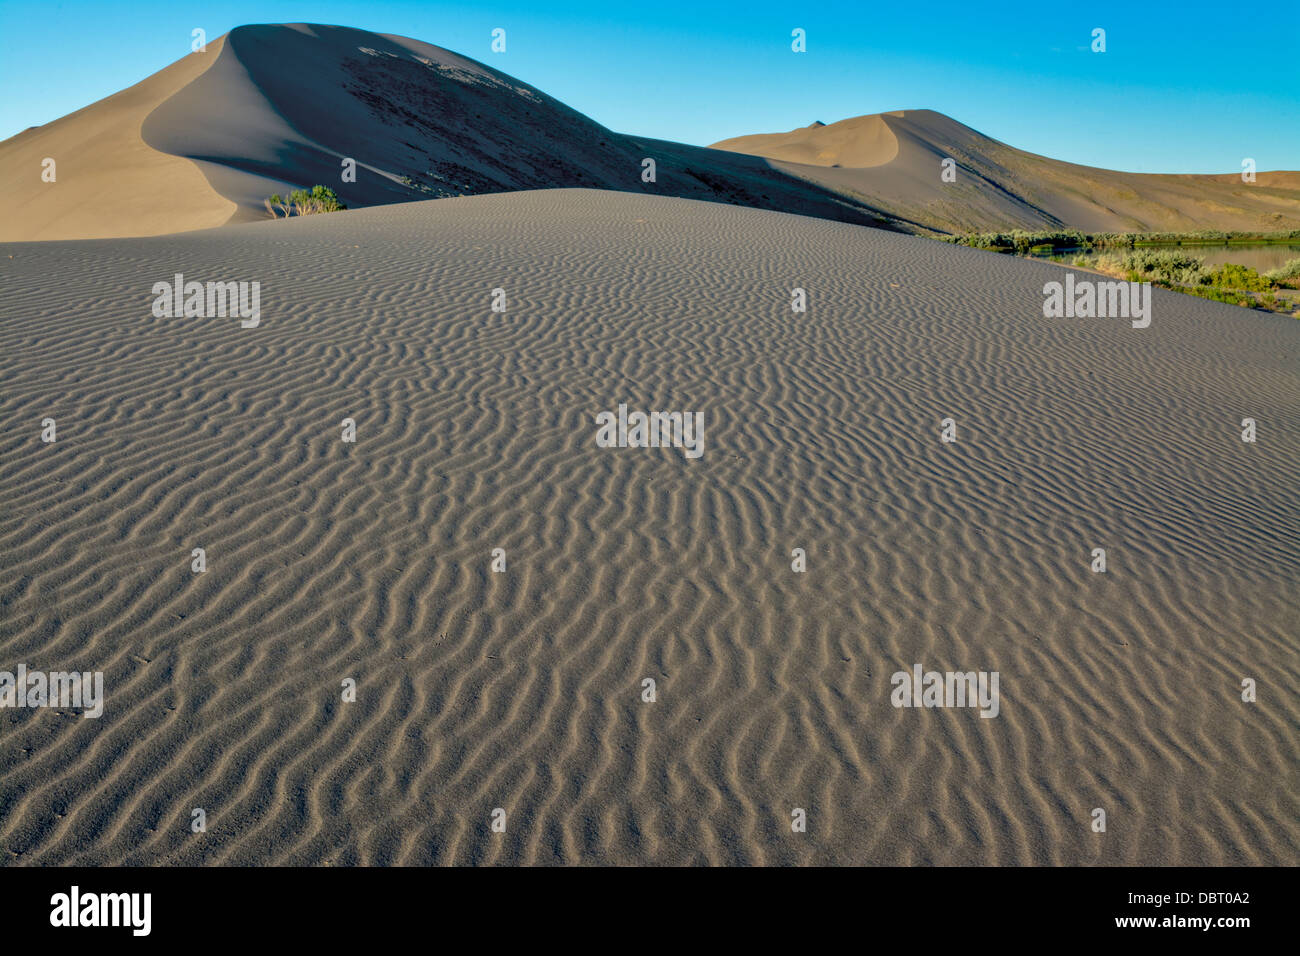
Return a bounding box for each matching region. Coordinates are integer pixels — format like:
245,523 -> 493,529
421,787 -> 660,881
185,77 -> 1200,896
2,0 -> 1296,173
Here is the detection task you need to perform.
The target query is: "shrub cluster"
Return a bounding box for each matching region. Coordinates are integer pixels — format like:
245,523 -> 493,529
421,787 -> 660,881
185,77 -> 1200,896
1264,258 -> 1300,284
1086,251 -> 1300,314
1093,250 -> 1209,286
264,185 -> 347,218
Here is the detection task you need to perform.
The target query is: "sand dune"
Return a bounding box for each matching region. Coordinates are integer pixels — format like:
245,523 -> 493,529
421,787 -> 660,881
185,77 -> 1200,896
0,38 -> 235,241
0,23 -> 890,242
1,190 -> 1295,864
712,110 -> 1300,234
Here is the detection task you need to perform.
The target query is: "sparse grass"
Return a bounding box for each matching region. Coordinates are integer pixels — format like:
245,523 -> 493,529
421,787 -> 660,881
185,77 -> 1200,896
1182,286 -> 1261,308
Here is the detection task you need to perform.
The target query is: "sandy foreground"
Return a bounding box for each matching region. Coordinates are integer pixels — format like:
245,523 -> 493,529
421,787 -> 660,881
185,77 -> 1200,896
0,189 -> 1296,865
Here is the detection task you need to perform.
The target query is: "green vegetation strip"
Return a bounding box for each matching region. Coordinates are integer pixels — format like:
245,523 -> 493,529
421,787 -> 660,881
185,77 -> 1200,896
941,230 -> 1300,316
942,229 -> 1300,254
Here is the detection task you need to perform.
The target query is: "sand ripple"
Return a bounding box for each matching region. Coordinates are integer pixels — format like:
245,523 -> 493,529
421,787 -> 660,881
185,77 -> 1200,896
0,191 -> 1296,864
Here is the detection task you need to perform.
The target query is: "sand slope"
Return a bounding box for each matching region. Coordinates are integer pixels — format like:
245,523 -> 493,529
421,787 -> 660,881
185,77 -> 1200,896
712,110 -> 1300,234
0,38 -> 235,241
1,190 -> 1296,865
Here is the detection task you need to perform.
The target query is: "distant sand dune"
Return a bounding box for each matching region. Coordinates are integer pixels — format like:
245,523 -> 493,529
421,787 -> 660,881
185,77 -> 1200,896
1,191 -> 1295,864
712,115 -> 900,168
712,110 -> 1300,234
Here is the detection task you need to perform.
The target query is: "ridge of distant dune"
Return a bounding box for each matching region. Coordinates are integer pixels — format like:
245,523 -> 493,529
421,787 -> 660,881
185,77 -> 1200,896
711,109 -> 1300,235
711,114 -> 901,168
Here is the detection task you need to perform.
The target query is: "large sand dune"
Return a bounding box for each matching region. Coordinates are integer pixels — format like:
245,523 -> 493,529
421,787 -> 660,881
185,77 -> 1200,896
1,190 -> 1295,864
0,23 -> 889,242
713,110 -> 1300,234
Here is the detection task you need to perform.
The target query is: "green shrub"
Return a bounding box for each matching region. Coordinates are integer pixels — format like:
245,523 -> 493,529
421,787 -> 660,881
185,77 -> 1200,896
1183,286 -> 1259,308
1199,262 -> 1274,292
943,229 -> 1088,253
265,185 -> 346,218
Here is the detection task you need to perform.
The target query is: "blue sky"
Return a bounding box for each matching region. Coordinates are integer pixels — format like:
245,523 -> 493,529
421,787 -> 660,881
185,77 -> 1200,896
2,0 -> 1296,173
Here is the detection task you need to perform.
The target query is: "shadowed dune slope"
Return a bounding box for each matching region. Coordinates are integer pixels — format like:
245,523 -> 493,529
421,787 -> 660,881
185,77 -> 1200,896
1,191 -> 1296,865
712,110 -> 1300,235
1,23 -> 891,241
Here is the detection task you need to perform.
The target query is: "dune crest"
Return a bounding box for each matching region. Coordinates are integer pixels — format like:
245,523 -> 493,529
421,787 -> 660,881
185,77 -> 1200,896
711,113 -> 900,168
0,39 -> 236,241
